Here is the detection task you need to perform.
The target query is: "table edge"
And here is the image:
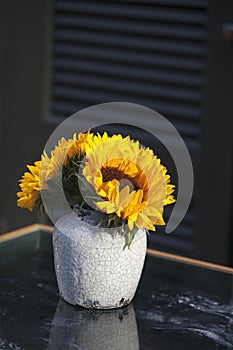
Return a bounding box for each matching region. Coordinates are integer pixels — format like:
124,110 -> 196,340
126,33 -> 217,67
147,248 -> 233,274
1,224 -> 233,274
0,223 -> 53,243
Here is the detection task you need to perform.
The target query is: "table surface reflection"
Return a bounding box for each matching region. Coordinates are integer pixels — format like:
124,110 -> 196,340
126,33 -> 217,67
0,225 -> 233,350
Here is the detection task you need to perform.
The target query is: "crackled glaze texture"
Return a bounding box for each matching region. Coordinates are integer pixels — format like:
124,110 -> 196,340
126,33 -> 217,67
53,214 -> 147,309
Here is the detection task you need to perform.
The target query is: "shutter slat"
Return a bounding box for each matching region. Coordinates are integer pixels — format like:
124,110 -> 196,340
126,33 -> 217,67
171,120 -> 199,138
56,14 -> 206,41
53,72 -> 201,103
54,57 -> 202,88
56,0 -> 208,10
54,44 -> 204,71
131,0 -> 207,8
55,29 -> 204,56
52,110 -> 200,153
56,1 -> 207,25
57,7 -> 206,26
52,91 -> 201,120
91,118 -> 199,139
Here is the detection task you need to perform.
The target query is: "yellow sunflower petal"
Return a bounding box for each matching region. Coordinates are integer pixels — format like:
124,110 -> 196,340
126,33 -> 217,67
83,136 -> 176,231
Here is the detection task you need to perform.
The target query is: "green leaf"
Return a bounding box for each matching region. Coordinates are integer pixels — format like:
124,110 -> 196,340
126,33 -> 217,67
123,224 -> 139,249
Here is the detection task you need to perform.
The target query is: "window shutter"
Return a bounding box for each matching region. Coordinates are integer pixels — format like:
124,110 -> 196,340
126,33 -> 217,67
51,0 -> 208,257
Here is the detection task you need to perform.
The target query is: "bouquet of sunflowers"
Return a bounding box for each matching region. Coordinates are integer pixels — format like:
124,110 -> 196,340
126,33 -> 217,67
17,131 -> 175,246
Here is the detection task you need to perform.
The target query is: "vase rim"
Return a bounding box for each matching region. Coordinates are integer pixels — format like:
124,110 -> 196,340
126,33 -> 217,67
54,213 -> 146,249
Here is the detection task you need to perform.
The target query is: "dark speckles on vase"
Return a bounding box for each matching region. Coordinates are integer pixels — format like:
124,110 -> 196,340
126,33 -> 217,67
119,298 -> 130,306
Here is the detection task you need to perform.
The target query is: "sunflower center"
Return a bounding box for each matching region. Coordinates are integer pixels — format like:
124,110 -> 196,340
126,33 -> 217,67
101,166 -> 140,192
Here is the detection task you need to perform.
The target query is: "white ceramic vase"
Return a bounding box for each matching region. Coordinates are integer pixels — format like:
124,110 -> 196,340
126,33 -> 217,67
53,213 -> 147,309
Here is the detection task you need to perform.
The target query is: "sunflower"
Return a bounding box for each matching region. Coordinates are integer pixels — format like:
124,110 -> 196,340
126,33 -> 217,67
16,131 -> 121,211
17,161 -> 42,211
66,131 -> 127,160
83,137 -> 175,231
17,135 -> 78,211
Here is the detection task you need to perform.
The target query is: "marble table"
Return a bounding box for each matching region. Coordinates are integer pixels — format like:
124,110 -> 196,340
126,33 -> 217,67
0,224 -> 233,349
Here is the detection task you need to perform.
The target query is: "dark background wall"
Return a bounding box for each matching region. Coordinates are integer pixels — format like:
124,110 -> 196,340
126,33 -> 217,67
0,0 -> 233,266
0,1 -> 54,231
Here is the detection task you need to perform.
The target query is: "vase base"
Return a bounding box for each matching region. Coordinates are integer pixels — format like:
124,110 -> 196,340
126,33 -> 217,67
61,295 -> 131,310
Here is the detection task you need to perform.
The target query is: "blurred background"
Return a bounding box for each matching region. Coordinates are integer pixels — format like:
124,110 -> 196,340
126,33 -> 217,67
0,0 -> 233,266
